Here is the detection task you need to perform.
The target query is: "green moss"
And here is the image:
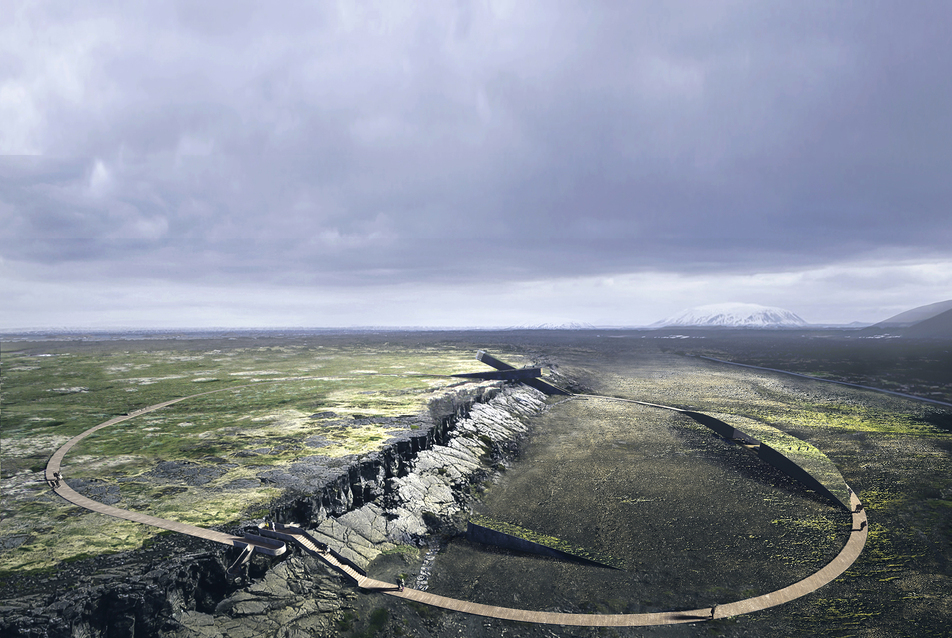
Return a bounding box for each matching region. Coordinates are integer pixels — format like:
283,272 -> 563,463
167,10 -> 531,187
335,610 -> 356,632
707,411 -> 851,505
740,397 -> 950,439
0,342 -> 493,572
353,607 -> 389,638
768,514 -> 845,567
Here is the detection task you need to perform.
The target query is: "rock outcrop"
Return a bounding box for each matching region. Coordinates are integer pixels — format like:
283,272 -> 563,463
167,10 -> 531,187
308,387 -> 547,568
0,381 -> 547,638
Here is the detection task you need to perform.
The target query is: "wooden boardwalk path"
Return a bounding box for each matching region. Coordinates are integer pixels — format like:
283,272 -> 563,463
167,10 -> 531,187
44,384 -> 868,626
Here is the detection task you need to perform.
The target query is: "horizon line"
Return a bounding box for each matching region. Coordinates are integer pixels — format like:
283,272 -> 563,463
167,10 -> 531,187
1,323 -> 876,336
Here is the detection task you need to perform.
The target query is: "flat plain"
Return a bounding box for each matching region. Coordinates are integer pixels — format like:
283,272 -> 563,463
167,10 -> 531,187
2,329 -> 950,637
0,333 -> 494,573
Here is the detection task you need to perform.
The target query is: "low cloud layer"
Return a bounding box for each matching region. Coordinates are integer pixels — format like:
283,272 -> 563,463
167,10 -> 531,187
3,2 -> 951,328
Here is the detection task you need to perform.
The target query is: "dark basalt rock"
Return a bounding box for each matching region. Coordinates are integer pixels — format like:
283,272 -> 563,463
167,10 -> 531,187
0,534 -> 233,638
146,460 -> 231,486
65,478 -> 123,505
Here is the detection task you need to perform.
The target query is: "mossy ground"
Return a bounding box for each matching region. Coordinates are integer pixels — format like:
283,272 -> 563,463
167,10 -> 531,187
0,336 -> 518,573
3,329 -> 951,638
431,397 -> 851,614
529,332 -> 952,636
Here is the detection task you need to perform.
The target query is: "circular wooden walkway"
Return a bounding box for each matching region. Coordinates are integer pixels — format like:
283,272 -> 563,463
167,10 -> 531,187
45,384 -> 868,626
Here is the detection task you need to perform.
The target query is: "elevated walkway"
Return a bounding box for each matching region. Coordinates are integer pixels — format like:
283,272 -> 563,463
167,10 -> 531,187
233,494 -> 868,627
255,524 -> 368,586
43,373 -> 867,626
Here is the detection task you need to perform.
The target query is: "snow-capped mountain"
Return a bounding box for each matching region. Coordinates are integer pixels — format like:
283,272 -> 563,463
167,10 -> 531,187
653,303 -> 808,328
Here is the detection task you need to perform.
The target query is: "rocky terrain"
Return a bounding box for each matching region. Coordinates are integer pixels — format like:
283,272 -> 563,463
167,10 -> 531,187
0,339 -> 498,574
0,378 -> 546,638
3,329 -> 951,638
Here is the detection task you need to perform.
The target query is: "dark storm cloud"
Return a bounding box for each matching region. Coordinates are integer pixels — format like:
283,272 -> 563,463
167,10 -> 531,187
3,0 -> 952,291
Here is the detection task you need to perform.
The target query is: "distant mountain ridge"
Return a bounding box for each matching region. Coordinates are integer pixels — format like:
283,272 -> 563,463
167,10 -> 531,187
865,299 -> 952,338
654,303 -> 808,329
875,299 -> 952,327
506,322 -> 597,330
903,308 -> 952,338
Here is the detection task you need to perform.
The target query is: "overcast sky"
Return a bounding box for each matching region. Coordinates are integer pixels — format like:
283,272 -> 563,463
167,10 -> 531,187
3,1 -> 951,329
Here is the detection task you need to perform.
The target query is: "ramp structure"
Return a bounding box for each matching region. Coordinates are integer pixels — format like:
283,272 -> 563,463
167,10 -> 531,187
452,367 -> 543,381
640,403 -> 850,510
459,350 -> 569,395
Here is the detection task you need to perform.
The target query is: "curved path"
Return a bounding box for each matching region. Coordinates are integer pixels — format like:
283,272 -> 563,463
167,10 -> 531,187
46,382 -> 868,626
45,390 -> 286,556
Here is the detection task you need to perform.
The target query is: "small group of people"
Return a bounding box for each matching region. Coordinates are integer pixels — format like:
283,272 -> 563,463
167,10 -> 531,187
47,471 -> 62,488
